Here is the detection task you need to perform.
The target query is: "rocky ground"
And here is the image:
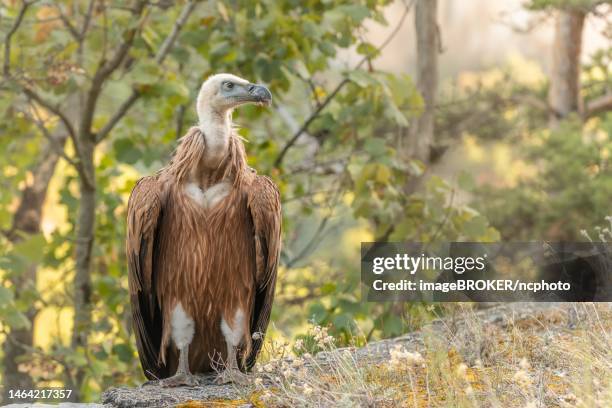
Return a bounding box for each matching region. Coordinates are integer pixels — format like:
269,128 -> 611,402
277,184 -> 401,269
98,302 -> 594,408
102,373 -> 246,408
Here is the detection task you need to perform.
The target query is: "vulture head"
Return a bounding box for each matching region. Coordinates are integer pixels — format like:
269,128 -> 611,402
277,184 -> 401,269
196,73 -> 272,118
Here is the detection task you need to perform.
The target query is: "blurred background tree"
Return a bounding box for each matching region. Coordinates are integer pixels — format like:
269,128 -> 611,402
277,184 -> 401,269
0,0 -> 610,403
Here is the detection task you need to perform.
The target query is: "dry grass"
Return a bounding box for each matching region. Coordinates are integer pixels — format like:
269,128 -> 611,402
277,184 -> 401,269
244,303 -> 611,407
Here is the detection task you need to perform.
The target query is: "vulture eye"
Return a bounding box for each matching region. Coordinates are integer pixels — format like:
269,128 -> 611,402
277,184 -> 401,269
224,82 -> 234,90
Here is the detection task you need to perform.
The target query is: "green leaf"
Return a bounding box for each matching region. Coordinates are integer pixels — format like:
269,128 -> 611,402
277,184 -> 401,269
347,70 -> 378,88
0,286 -> 14,305
381,313 -> 403,336
356,42 -> 378,58
66,349 -> 88,367
321,282 -> 337,295
113,138 -> 141,164
93,349 -> 109,361
458,171 -> 476,190
308,303 -> 327,324
333,314 -> 353,330
13,234 -> 46,263
4,309 -> 31,330
364,138 -> 386,157
130,60 -> 162,85
463,215 -> 489,238
318,42 -> 336,57
112,343 -> 134,363
210,41 -> 231,59
376,164 -> 392,184
336,5 -> 370,22
385,97 -> 408,126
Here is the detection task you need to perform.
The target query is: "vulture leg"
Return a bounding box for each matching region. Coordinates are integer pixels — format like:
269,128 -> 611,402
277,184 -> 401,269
160,303 -> 199,387
160,344 -> 198,387
215,310 -> 250,385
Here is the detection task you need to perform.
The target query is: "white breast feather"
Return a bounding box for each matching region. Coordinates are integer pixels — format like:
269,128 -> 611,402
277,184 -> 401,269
185,181 -> 231,209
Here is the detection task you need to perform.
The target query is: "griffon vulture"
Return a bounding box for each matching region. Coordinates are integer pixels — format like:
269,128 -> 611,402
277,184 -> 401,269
127,74 -> 281,386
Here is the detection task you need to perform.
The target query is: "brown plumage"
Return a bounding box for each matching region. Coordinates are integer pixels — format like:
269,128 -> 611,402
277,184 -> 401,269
126,74 -> 280,385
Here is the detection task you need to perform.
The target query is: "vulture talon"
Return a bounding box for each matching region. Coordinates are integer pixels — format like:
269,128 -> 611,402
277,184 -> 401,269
159,373 -> 199,388
214,369 -> 250,386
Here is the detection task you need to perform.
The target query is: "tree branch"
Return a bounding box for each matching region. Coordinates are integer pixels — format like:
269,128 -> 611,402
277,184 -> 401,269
95,1 -> 148,80
285,214 -> 331,268
155,0 -> 198,64
511,93 -> 550,112
3,0 -> 36,77
95,90 -> 140,143
95,0 -> 199,143
23,99 -> 94,188
22,86 -> 77,144
54,3 -> 81,41
285,175 -> 345,267
80,0 -> 96,39
80,0 -> 148,143
25,106 -> 79,170
273,0 -> 414,167
175,103 -> 187,140
2,2 -> 77,158
20,86 -> 91,187
585,93 -> 612,118
274,79 -> 348,167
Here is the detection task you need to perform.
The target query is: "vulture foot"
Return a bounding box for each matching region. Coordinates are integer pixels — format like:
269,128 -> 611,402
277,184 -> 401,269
214,368 -> 249,385
159,372 -> 199,388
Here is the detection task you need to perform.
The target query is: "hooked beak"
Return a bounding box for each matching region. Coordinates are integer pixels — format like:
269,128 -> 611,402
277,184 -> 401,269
247,83 -> 272,107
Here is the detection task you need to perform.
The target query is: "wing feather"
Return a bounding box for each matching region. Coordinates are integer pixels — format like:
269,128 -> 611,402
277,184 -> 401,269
245,175 -> 282,369
126,176 -> 167,379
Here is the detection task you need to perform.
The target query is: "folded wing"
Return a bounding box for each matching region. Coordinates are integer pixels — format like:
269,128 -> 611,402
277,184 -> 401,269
245,175 -> 282,369
126,176 -> 167,379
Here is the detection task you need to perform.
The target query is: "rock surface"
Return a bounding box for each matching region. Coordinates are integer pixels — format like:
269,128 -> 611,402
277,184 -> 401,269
102,373 -> 248,408
3,404 -> 102,407
102,302 -> 570,408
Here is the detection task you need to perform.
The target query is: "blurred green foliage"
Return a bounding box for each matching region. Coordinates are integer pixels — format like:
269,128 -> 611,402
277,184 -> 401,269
479,116 -> 612,240
526,0 -> 605,10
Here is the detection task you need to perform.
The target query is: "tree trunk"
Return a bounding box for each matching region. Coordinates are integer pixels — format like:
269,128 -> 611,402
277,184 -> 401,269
2,134 -> 67,404
408,0 -> 439,164
70,138 -> 96,401
548,8 -> 585,127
